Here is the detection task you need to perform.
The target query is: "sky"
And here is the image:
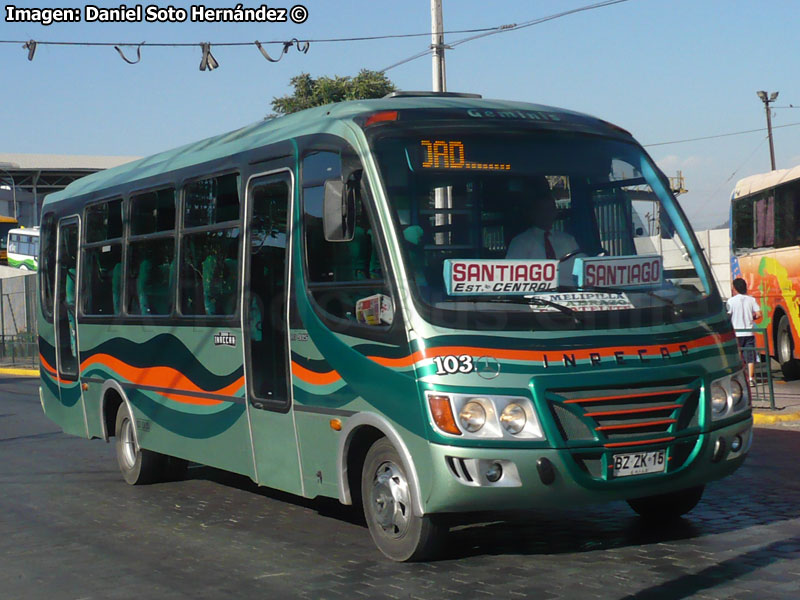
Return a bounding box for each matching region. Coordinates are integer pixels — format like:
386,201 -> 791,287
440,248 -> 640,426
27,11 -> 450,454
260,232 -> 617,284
2,0 -> 800,229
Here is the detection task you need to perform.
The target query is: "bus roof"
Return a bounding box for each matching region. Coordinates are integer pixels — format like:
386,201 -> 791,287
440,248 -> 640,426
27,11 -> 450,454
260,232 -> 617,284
7,227 -> 39,237
43,95 -> 631,206
733,164 -> 800,199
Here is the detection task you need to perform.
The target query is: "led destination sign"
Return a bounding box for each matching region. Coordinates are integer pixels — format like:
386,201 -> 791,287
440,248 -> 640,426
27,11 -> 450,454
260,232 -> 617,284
420,140 -> 511,171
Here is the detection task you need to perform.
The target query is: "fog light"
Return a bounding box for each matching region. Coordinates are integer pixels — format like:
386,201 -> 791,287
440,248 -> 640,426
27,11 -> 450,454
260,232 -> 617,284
731,435 -> 742,452
712,437 -> 726,462
485,462 -> 503,482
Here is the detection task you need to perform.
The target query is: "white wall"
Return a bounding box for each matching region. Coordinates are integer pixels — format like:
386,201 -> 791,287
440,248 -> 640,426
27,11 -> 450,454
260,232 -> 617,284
635,228 -> 731,298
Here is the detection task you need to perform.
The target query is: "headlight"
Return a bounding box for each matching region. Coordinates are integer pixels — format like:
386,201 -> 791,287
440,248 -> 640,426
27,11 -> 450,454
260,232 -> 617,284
426,392 -> 545,440
710,383 -> 728,416
730,379 -> 744,406
500,403 -> 527,434
709,372 -> 750,420
459,400 -> 487,432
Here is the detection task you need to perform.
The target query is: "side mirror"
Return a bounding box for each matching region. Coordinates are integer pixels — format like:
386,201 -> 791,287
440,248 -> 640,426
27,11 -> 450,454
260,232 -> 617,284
323,178 -> 356,242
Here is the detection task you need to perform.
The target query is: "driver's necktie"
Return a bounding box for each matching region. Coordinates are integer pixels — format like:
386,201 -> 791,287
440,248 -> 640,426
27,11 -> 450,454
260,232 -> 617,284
544,231 -> 556,259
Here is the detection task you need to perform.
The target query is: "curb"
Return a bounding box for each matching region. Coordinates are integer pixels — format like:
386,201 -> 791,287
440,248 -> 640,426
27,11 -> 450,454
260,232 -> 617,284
753,411 -> 800,425
0,367 -> 38,377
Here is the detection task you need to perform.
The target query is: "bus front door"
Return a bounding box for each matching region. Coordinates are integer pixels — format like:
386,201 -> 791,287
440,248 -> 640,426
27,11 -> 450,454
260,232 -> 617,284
243,171 -> 303,495
53,217 -> 87,436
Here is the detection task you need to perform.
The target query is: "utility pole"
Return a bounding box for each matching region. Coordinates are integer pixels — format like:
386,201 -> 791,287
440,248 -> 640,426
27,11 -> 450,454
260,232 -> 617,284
431,0 -> 446,92
757,90 -> 779,170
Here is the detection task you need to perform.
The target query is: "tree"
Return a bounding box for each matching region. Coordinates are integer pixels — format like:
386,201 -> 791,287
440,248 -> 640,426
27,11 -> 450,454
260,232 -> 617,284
270,69 -> 396,116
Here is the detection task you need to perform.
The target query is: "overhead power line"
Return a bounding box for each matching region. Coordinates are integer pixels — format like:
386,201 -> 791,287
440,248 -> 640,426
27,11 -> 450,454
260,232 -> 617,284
2,0 -> 635,72
644,121 -> 800,148
381,0 -> 633,72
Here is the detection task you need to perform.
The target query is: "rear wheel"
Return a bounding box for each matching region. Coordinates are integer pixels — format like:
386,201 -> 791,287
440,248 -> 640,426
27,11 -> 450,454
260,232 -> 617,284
776,315 -> 800,380
627,485 -> 704,520
115,404 -> 165,485
361,438 -> 445,562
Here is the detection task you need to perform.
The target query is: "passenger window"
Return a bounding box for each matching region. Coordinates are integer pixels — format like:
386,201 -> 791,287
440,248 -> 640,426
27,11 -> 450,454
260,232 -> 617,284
180,228 -> 241,315
184,173 -> 240,227
83,246 -> 123,315
131,189 -> 175,235
128,189 -> 176,315
733,196 -> 755,251
179,174 -> 241,317
86,199 -> 123,242
82,199 -> 124,316
302,150 -> 393,325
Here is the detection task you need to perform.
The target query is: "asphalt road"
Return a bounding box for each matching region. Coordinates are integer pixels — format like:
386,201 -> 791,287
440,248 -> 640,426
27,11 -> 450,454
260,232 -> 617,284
2,376 -> 800,600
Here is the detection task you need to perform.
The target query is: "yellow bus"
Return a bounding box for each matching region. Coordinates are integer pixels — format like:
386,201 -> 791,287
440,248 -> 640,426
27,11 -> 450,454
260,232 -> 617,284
0,215 -> 19,264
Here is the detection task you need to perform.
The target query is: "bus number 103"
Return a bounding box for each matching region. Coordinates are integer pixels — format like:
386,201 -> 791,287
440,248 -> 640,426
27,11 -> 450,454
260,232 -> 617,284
433,355 -> 474,375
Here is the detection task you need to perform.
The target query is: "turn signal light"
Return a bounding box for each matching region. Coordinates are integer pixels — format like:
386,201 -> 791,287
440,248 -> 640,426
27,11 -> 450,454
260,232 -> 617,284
428,394 -> 461,435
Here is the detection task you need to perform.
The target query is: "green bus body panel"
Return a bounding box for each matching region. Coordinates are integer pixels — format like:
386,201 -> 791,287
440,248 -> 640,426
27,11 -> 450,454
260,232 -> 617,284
7,256 -> 37,271
38,95 -> 749,515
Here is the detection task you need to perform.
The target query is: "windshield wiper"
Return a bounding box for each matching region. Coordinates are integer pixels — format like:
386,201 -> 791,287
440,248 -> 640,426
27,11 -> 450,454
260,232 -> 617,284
457,294 -> 581,320
488,295 -> 583,326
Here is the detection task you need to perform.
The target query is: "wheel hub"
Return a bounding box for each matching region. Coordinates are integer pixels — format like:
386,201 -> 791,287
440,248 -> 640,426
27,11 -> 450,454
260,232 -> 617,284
120,417 -> 137,469
371,461 -> 410,538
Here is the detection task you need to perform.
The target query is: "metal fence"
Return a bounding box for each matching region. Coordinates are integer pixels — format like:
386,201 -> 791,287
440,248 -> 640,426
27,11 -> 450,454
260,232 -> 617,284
735,327 -> 775,410
0,272 -> 38,370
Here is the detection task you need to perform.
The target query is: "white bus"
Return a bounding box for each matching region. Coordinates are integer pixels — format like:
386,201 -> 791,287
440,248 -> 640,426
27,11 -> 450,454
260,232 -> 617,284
7,227 -> 39,271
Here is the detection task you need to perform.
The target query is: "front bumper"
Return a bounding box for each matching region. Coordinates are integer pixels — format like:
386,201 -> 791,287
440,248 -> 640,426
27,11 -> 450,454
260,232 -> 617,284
423,417 -> 752,514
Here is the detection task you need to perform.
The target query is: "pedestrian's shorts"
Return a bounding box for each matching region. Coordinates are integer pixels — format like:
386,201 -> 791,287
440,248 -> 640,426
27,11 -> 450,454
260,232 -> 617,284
737,335 -> 756,364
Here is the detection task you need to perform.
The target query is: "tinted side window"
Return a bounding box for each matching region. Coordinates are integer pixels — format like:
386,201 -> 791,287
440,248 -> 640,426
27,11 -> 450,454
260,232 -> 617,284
180,228 -> 240,316
179,174 -> 242,317
40,214 -> 58,320
127,188 -> 176,316
184,173 -> 240,227
131,188 -> 175,235
127,238 -> 175,315
732,196 -> 754,252
86,199 -> 122,242
302,150 -> 393,325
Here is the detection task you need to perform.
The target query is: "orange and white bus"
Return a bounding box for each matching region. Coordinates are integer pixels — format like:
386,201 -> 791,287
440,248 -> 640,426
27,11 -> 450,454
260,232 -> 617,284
731,165 -> 800,378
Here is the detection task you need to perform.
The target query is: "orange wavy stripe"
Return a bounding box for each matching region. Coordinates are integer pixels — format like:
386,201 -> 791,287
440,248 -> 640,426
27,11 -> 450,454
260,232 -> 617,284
291,361 -> 342,386
39,353 -> 73,385
80,354 -> 244,399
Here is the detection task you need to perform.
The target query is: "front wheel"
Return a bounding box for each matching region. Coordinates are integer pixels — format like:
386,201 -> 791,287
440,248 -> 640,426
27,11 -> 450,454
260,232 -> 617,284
361,438 -> 445,561
115,404 -> 165,485
776,315 -> 800,380
627,485 -> 704,520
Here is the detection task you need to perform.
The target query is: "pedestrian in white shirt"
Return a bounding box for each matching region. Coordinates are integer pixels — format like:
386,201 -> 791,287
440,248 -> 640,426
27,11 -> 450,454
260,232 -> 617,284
505,177 -> 581,285
726,277 -> 762,385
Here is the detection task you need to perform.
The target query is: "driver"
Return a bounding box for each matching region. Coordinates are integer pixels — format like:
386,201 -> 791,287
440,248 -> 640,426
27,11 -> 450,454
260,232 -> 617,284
505,176 -> 581,285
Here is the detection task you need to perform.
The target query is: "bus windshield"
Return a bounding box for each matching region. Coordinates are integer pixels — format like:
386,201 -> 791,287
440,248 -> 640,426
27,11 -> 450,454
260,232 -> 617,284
370,128 -> 715,329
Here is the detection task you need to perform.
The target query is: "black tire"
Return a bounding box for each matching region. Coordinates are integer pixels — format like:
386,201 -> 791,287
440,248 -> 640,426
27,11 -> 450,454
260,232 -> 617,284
627,485 -> 704,520
776,315 -> 800,380
114,404 -> 165,485
361,438 -> 445,562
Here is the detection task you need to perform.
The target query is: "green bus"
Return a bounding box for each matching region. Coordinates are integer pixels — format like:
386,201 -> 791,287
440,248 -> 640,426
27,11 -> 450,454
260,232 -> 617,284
38,93 -> 752,561
7,227 -> 40,271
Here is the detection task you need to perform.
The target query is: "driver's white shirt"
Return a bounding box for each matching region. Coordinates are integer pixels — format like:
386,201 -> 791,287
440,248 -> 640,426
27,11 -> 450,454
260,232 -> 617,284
505,226 -> 581,286
505,226 -> 579,261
